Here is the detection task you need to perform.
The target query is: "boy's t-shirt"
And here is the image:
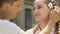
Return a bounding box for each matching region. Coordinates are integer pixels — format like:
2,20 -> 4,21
0,19 -> 25,34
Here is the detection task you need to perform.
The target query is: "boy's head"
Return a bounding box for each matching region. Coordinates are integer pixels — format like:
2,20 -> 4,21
0,0 -> 21,19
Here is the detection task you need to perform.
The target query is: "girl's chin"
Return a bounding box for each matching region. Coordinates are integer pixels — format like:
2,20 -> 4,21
35,19 -> 40,22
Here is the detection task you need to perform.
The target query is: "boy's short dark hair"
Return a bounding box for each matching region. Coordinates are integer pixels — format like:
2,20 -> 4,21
0,0 -> 17,7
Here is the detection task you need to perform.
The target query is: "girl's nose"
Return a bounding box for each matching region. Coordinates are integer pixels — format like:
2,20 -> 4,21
34,11 -> 40,16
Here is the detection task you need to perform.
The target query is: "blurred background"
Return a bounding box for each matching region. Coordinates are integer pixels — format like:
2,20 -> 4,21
10,0 -> 60,31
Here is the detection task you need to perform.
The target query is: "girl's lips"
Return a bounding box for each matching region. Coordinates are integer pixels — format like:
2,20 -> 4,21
35,14 -> 41,16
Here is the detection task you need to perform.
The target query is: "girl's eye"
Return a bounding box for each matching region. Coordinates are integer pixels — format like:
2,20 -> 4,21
33,8 -> 35,11
33,5 -> 42,11
37,5 -> 42,9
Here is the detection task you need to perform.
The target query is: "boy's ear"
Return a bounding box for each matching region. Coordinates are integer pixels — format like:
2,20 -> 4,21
2,3 -> 10,9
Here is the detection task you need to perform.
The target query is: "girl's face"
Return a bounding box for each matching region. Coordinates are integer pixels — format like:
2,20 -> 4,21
34,0 -> 50,23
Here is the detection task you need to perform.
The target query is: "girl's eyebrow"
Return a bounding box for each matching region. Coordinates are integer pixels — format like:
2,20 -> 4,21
38,4 -> 42,7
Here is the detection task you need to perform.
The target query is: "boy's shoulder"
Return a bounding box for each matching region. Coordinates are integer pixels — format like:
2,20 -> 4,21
26,28 -> 33,34
0,19 -> 25,34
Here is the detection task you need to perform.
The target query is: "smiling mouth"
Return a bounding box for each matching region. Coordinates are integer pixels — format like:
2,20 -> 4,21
35,14 -> 41,16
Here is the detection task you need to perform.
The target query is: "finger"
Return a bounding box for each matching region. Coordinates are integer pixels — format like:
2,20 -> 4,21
51,9 -> 54,13
54,6 -> 60,13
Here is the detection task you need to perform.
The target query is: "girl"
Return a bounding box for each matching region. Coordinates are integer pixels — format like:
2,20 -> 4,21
26,0 -> 60,34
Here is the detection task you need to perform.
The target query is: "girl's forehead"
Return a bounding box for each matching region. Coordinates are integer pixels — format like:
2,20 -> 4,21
35,0 -> 46,3
34,0 -> 45,5
34,0 -> 45,4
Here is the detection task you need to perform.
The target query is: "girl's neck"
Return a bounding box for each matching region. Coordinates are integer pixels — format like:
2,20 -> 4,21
39,20 -> 48,30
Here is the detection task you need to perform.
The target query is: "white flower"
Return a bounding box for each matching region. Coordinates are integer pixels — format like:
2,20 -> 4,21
48,2 -> 53,9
